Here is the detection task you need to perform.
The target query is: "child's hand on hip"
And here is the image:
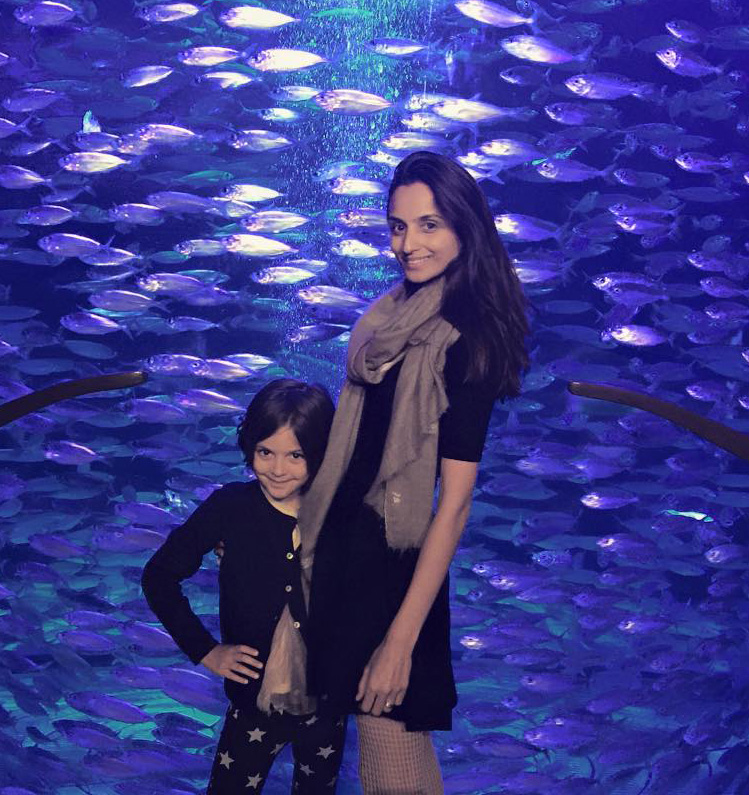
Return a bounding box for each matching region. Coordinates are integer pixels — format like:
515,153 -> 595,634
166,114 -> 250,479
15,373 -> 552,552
201,644 -> 263,684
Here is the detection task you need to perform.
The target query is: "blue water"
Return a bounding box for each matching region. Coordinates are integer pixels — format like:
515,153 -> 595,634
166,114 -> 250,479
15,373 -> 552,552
1,0 -> 749,793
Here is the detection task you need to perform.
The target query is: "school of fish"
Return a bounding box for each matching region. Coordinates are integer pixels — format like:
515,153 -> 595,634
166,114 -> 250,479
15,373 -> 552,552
0,0 -> 748,792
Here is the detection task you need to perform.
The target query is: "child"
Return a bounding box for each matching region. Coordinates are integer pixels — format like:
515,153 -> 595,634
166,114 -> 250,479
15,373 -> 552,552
142,379 -> 346,794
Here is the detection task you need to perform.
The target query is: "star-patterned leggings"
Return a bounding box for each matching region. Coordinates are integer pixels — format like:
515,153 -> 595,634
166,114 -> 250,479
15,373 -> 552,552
206,704 -> 347,793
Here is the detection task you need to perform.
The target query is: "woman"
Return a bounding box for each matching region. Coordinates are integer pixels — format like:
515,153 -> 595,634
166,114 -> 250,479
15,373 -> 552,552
298,151 -> 529,792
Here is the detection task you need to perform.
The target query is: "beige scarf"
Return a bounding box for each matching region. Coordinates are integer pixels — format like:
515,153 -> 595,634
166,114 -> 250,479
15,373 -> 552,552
298,277 -> 459,572
256,525 -> 315,716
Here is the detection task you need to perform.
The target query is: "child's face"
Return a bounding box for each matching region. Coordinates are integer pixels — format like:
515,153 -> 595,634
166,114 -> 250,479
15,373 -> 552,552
252,424 -> 309,508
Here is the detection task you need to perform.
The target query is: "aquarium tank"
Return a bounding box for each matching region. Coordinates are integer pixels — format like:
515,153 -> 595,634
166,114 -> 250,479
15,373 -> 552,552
0,0 -> 748,793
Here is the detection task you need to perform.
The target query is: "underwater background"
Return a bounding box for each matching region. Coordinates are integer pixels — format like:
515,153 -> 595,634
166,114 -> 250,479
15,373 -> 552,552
1,0 -> 749,793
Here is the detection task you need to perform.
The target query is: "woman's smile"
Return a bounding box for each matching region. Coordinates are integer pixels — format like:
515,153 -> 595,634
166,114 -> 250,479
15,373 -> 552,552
388,181 -> 461,283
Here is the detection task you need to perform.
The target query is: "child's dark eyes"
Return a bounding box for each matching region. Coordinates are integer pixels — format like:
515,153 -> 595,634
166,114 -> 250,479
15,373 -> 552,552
255,448 -> 305,460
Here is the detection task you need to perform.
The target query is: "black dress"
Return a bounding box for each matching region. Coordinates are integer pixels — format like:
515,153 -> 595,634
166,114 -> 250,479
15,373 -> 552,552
307,292 -> 497,732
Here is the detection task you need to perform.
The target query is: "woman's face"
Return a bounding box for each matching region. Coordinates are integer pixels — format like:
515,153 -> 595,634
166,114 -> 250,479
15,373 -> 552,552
253,424 -> 309,508
388,181 -> 461,283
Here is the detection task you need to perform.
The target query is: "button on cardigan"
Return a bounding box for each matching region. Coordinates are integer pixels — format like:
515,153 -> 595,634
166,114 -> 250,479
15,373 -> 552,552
141,480 -> 307,712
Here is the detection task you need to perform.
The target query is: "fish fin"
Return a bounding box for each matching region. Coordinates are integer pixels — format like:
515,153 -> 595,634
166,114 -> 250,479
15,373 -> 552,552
81,110 -> 101,134
633,82 -> 663,103
483,168 -> 505,186
600,164 -> 621,184
529,1 -> 564,33
16,117 -> 34,137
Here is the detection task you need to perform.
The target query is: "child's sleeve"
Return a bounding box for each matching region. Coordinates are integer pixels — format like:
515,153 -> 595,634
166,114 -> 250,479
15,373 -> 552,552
141,487 -> 226,665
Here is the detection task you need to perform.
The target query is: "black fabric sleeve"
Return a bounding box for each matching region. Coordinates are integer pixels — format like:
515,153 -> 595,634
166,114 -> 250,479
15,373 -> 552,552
438,336 -> 497,463
141,488 -> 226,665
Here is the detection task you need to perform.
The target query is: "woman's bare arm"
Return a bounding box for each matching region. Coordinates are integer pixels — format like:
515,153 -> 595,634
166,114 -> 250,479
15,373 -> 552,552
356,458 -> 478,715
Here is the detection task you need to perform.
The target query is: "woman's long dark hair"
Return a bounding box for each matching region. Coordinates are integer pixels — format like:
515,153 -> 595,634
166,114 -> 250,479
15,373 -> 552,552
388,151 -> 529,398
237,379 -> 334,490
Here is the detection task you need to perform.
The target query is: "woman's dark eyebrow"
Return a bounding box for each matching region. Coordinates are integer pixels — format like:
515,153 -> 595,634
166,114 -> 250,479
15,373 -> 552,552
387,213 -> 443,223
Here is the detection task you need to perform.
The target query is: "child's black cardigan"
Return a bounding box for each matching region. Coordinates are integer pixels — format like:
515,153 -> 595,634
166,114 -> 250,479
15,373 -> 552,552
141,480 -> 306,711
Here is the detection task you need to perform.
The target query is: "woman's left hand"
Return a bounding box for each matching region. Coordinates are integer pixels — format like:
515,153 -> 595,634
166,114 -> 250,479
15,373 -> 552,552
356,638 -> 412,717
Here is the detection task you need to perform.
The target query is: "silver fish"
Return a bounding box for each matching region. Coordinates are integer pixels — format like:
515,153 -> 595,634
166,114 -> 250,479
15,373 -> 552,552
296,285 -> 368,310
17,205 -> 74,226
43,441 -> 98,465
109,203 -> 164,225
177,46 -> 240,67
174,239 -> 226,257
38,233 -> 101,257
495,214 -> 560,242
221,183 -> 282,202
3,87 -> 61,112
665,20 -> 709,44
60,312 -> 123,335
269,85 -> 320,101
0,165 -> 47,189
229,129 -> 293,152
137,273 -> 204,295
219,6 -> 297,29
59,152 -> 129,173
136,3 -> 200,23
14,1 -> 76,26
368,38 -> 428,57
223,234 -> 296,257
88,290 -> 154,312
608,325 -> 668,346
433,97 -> 534,123
136,123 -> 199,145
174,389 -> 243,414
314,89 -> 391,113
657,48 -> 722,78
247,48 -> 326,72
565,72 -> 656,100
241,210 -> 310,232
502,35 -> 592,65
198,70 -> 257,90
455,0 -> 533,27
329,177 -> 387,195
122,65 -> 174,88
251,266 -> 317,285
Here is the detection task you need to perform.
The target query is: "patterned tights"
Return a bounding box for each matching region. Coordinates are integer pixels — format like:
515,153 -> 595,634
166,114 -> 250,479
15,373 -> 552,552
207,705 -> 346,793
356,715 -> 443,795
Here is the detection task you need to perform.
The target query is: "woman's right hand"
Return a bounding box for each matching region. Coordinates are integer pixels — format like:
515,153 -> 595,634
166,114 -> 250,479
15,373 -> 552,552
214,540 -> 225,563
200,644 -> 263,684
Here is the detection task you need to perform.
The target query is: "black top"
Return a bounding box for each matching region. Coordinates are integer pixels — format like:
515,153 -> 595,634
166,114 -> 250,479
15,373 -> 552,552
340,333 -> 496,502
141,480 -> 306,712
307,305 -> 497,731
